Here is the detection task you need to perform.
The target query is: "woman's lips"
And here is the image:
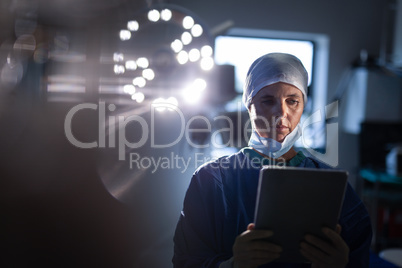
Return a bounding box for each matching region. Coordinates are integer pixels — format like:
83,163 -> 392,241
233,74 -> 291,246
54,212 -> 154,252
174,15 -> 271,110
276,125 -> 289,133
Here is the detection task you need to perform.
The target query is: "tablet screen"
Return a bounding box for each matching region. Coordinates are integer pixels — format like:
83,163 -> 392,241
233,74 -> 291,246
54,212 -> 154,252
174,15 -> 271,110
254,166 -> 348,263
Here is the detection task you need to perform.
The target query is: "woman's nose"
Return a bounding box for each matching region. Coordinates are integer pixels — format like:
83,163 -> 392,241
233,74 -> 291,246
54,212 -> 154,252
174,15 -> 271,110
273,102 -> 287,119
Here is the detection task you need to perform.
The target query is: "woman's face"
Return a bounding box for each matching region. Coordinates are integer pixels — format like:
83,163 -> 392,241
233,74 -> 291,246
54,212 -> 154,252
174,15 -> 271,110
248,82 -> 304,142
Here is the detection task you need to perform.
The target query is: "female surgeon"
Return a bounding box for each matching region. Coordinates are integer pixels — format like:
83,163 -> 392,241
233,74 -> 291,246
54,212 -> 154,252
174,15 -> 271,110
173,53 -> 372,268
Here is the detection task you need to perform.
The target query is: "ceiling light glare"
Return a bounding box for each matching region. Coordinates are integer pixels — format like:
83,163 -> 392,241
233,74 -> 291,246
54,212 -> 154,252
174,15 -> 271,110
136,57 -> 149,68
113,52 -> 124,62
127,20 -> 139,31
189,48 -> 201,62
142,68 -> 155,80
167,96 -> 178,107
177,51 -> 189,65
132,92 -> 145,103
123,84 -> 136,95
152,97 -> 178,112
191,24 -> 203,37
133,77 -> 146,88
193,78 -> 207,91
14,34 -> 36,53
113,64 -> 125,74
119,30 -> 131,41
201,45 -> 213,57
181,32 -> 192,45
182,86 -> 203,104
125,60 -> 137,70
148,9 -> 160,22
171,39 -> 183,53
153,98 -> 167,112
182,16 -> 194,29
182,79 -> 207,104
161,9 -> 172,21
166,97 -> 179,111
200,57 -> 214,71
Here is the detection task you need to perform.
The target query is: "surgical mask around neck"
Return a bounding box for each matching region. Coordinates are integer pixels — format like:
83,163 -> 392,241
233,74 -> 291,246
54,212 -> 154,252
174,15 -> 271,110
248,124 -> 302,158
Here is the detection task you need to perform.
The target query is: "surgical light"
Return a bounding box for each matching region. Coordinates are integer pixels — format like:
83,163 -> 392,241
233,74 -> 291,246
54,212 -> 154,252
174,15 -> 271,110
193,78 -> 207,90
189,48 -> 201,62
113,53 -> 124,62
201,45 -> 213,57
142,68 -> 155,80
181,32 -> 192,45
152,97 -> 178,112
191,24 -> 203,37
119,30 -> 131,41
182,78 -> 207,104
161,9 -> 172,21
123,84 -> 136,95
182,87 -> 202,104
167,96 -> 178,106
148,9 -> 160,22
113,64 -> 125,74
171,39 -> 183,53
153,98 -> 167,112
182,16 -> 194,29
112,5 -> 214,106
132,92 -> 145,103
136,57 -> 149,68
177,51 -> 189,65
133,77 -> 146,87
125,60 -> 137,70
200,57 -> 214,71
127,20 -> 139,31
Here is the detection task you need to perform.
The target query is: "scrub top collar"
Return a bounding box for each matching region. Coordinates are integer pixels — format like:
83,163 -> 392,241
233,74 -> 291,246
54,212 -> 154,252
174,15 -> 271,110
241,147 -> 306,167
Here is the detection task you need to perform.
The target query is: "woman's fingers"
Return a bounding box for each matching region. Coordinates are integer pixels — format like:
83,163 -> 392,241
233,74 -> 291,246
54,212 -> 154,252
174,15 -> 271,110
233,226 -> 283,268
300,226 -> 349,268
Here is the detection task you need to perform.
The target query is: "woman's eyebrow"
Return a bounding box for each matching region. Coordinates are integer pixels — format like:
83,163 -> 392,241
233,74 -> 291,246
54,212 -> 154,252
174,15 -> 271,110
286,94 -> 302,98
259,94 -> 274,99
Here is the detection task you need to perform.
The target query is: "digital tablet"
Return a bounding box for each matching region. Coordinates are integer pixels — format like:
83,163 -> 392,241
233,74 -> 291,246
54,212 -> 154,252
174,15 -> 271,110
254,166 -> 348,263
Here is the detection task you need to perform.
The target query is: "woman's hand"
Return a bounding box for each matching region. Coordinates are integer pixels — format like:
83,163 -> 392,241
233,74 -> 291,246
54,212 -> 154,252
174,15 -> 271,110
300,224 -> 349,268
232,223 -> 282,268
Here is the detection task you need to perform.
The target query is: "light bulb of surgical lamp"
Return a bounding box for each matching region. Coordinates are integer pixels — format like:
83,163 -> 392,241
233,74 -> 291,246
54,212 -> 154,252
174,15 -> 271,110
201,45 -> 213,57
193,78 -> 207,91
181,32 -> 192,45
148,9 -> 160,22
133,77 -> 146,87
177,51 -> 189,65
125,60 -> 137,70
142,68 -> 155,80
136,57 -> 149,68
123,84 -> 136,95
113,53 -> 124,62
191,24 -> 203,37
127,20 -> 139,31
189,48 -> 201,62
182,16 -> 194,29
200,57 -> 214,71
183,87 -> 203,104
171,39 -> 183,53
132,92 -> 145,103
161,9 -> 172,21
153,98 -> 166,112
119,30 -> 131,41
167,97 -> 178,106
114,64 -> 125,74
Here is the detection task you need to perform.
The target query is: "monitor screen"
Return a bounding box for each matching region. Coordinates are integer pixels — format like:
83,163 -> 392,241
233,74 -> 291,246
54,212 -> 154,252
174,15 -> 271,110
214,35 -> 314,94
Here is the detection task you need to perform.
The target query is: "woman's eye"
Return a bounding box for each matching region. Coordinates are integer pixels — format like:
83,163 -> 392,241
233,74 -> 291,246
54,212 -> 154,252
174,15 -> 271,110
287,99 -> 299,105
262,99 -> 274,104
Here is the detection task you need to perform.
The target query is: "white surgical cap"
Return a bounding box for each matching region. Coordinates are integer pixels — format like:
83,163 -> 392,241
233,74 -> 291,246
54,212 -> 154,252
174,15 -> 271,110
243,53 -> 308,109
